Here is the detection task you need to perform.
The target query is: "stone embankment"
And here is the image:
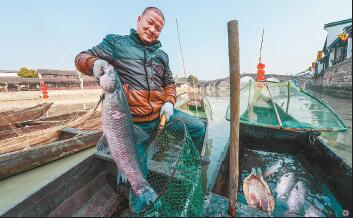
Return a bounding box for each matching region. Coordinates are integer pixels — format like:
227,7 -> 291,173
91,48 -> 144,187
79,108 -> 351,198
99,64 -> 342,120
308,57 -> 352,97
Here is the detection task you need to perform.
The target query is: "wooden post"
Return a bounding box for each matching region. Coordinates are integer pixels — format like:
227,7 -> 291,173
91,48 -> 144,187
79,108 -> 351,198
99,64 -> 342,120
227,20 -> 240,217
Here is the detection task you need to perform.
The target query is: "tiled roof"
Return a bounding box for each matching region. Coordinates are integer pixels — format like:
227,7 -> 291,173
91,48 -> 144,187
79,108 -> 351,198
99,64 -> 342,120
37,69 -> 78,76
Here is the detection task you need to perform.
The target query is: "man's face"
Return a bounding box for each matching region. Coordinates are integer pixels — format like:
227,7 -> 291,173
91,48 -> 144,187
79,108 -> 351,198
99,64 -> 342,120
137,10 -> 164,44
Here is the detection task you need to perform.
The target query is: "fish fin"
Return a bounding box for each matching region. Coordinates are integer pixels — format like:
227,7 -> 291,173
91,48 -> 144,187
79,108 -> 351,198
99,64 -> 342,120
130,186 -> 161,214
250,167 -> 257,176
116,170 -> 128,185
96,134 -> 110,154
133,125 -> 149,145
256,167 -> 263,177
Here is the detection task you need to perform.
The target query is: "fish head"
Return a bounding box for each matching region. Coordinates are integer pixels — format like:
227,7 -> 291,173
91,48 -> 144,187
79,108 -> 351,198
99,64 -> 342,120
100,66 -> 117,92
243,174 -> 275,212
276,172 -> 296,199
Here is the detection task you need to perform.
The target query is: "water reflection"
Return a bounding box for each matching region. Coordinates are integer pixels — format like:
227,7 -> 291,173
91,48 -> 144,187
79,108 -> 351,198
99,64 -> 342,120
305,89 -> 352,165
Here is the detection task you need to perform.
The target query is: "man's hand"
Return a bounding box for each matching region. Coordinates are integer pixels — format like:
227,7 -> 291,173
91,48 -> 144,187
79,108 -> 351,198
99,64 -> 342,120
93,59 -> 111,82
160,101 -> 174,121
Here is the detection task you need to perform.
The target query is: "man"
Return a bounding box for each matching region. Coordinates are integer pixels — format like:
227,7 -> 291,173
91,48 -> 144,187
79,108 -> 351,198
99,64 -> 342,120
75,6 -> 205,204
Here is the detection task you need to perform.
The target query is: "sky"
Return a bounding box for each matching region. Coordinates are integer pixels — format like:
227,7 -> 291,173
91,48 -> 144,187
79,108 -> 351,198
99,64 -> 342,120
0,0 -> 352,80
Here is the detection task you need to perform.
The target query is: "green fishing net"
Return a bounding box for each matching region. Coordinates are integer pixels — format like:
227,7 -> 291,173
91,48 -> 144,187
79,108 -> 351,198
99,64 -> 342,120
226,77 -> 347,132
139,119 -> 204,217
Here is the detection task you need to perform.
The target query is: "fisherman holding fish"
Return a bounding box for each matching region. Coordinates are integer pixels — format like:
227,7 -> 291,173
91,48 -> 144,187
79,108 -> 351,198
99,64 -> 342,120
75,6 -> 206,213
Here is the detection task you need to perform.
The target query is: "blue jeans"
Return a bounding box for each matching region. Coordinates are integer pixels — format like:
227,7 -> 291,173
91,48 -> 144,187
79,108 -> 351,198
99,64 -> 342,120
134,109 -> 206,177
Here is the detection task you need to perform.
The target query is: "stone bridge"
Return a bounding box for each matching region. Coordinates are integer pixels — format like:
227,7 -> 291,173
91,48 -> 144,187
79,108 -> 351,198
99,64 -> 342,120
197,73 -> 298,90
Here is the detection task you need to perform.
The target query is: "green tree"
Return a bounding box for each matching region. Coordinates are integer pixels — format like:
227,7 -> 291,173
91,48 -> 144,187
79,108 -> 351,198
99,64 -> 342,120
18,67 -> 38,78
187,75 -> 198,85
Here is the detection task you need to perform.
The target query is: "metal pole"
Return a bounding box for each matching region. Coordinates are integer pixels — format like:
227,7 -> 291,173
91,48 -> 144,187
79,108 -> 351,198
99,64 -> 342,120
227,20 -> 240,217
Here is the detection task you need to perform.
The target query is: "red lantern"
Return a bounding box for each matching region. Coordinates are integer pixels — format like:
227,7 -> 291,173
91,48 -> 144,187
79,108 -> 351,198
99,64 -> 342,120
257,63 -> 266,81
40,81 -> 49,99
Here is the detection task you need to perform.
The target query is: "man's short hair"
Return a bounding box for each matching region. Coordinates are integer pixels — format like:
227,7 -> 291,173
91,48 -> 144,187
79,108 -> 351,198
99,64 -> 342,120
142,7 -> 165,21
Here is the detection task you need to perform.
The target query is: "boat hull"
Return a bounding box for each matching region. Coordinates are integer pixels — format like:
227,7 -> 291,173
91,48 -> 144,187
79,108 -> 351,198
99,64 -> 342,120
211,131 -> 352,214
239,122 -> 319,153
0,155 -> 129,217
0,129 -> 102,180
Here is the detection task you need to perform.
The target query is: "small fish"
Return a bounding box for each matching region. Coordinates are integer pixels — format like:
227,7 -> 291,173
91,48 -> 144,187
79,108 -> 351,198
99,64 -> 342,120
263,159 -> 284,178
243,167 -> 275,212
276,172 -> 296,199
286,180 -> 308,216
100,66 -> 160,213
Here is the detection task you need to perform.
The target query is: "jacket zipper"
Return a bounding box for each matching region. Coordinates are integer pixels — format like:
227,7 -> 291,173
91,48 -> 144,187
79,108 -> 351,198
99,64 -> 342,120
144,46 -> 154,116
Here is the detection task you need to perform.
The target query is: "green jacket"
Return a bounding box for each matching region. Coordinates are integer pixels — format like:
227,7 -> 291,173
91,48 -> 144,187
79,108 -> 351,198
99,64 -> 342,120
75,29 -> 176,122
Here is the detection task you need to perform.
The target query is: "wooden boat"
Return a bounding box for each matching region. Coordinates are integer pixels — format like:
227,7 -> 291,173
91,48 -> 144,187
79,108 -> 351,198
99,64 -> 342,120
177,93 -> 213,158
0,102 -> 53,129
0,110 -> 102,180
225,79 -> 348,147
0,111 -> 88,141
0,127 -> 102,180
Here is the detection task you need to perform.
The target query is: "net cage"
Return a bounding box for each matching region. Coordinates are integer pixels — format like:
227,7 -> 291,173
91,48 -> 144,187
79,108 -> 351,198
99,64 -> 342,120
138,119 -> 204,217
226,78 -> 347,132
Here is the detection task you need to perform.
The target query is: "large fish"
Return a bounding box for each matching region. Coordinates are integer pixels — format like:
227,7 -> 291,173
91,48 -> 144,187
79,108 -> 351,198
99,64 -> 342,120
263,159 -> 284,178
100,65 -> 159,213
286,180 -> 308,216
276,172 -> 296,199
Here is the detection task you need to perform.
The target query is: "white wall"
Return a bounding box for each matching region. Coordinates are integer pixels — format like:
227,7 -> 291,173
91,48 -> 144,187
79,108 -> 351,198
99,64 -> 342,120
325,23 -> 351,47
0,73 -> 18,77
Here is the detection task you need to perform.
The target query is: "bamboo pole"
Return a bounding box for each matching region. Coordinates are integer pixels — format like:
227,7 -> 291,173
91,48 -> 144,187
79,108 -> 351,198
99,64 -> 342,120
227,20 -> 240,217
286,80 -> 291,114
264,80 -> 283,128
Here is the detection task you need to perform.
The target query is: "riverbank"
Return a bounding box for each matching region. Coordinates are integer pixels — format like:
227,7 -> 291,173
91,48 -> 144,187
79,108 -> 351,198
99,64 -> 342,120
0,89 -> 101,114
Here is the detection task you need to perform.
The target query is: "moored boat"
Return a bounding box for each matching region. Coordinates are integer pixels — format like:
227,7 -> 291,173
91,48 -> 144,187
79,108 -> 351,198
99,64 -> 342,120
0,110 -> 102,179
0,102 -> 53,129
0,111 -> 88,141
225,78 -> 348,151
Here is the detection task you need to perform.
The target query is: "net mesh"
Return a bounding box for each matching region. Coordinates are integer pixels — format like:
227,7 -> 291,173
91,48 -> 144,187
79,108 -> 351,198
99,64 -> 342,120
226,78 -> 347,132
138,119 -> 204,217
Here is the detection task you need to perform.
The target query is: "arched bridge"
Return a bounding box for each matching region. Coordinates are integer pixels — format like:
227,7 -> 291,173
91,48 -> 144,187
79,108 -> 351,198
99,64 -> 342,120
197,73 -> 297,90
